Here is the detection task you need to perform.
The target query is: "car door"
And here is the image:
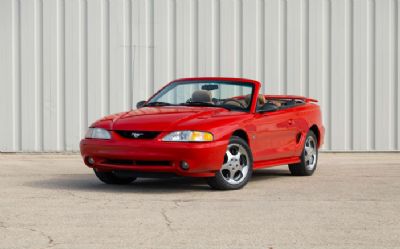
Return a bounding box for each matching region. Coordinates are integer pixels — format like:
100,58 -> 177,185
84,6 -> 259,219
251,109 -> 300,162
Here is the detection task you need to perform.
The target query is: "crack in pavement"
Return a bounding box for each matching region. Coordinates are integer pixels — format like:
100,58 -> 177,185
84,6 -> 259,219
161,208 -> 173,232
159,199 -> 190,232
0,221 -> 56,248
28,228 -> 55,248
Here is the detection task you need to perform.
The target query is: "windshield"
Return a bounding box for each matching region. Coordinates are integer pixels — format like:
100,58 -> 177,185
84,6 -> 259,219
146,81 -> 254,112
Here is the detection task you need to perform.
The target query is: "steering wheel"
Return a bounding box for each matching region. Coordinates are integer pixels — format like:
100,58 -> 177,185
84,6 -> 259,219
222,98 -> 246,108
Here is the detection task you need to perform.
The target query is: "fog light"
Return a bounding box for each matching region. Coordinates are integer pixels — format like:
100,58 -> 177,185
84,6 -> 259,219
87,157 -> 95,165
180,161 -> 189,170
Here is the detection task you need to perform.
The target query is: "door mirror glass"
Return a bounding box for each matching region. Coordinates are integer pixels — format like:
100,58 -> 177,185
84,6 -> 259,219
257,103 -> 278,113
136,100 -> 146,109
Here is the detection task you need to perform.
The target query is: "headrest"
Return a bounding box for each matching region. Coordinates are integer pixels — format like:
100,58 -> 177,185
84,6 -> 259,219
191,90 -> 212,103
244,94 -> 266,106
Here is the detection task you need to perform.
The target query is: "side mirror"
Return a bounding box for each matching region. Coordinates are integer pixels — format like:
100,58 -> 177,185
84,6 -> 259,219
258,103 -> 278,113
136,100 -> 146,109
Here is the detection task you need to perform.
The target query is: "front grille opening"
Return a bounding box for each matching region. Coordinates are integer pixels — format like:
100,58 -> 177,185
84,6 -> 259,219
104,159 -> 134,165
135,160 -> 171,166
103,159 -> 172,166
115,130 -> 160,139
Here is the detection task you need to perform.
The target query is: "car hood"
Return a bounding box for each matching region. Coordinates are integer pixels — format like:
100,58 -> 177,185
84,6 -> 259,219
96,106 -> 242,131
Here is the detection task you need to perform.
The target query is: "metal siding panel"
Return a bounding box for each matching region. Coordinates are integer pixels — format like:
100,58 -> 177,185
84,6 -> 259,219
79,0 -> 88,143
375,0 -> 393,150
322,0 -> 332,149
264,0 -> 285,94
220,0 -> 235,76
397,0 -> 400,150
255,0 -> 265,88
353,0 -> 369,150
65,0 -> 81,150
86,0 -> 103,127
109,0 -> 126,114
0,0 -> 14,151
330,0 -> 347,150
286,0 -> 303,95
242,0 -> 258,80
153,0 -> 172,91
20,0 -> 38,151
132,0 -> 144,102
308,0 -> 323,102
176,0 -> 193,78
198,0 -> 213,76
1,0 -> 400,151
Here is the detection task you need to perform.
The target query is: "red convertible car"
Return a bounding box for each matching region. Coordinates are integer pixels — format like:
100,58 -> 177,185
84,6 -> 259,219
80,77 -> 324,190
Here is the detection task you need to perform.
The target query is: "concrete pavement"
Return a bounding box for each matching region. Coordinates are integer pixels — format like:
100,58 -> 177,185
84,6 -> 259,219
0,153 -> 399,249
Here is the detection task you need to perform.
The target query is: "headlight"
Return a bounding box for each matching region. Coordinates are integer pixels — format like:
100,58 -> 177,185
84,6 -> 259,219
85,128 -> 112,140
162,131 -> 214,142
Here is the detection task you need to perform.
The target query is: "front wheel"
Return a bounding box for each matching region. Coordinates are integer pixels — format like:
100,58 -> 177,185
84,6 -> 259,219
289,130 -> 318,176
94,169 -> 137,184
207,136 -> 253,190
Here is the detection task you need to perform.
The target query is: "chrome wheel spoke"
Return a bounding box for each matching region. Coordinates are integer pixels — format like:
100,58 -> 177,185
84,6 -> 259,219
226,150 -> 234,162
304,136 -> 317,171
220,143 -> 249,185
229,169 -> 237,180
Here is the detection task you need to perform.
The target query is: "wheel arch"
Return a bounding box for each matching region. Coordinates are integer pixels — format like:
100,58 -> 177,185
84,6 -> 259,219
309,124 -> 320,148
231,129 -> 249,144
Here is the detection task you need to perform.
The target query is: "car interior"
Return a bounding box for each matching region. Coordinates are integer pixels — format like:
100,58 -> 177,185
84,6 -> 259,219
190,89 -> 305,112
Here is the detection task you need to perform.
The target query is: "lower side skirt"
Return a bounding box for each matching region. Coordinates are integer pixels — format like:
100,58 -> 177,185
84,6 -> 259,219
253,156 -> 301,170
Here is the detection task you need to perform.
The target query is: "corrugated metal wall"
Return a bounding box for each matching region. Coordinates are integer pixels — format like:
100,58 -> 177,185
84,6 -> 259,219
0,0 -> 399,152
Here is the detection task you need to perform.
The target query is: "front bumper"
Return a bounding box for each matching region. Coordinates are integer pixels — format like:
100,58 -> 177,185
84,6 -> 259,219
80,137 -> 228,177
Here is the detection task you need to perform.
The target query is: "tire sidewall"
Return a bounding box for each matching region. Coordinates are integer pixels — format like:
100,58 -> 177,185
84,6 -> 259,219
301,130 -> 318,175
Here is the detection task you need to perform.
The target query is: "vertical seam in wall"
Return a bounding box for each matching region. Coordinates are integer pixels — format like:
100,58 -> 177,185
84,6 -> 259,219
280,0 -> 287,94
212,0 -> 220,76
347,0 -> 354,150
303,0 -> 310,97
396,0 -> 399,150
257,0 -> 265,93
192,0 -> 199,77
234,0 -> 243,78
125,0 -> 132,109
101,0 -> 110,116
169,0 -> 176,80
368,0 -> 376,150
146,0 -> 154,97
35,0 -> 44,151
328,0 -> 332,150
12,0 -> 22,151
57,0 -> 66,151
79,0 -> 88,136
392,0 -> 398,149
324,0 -> 332,150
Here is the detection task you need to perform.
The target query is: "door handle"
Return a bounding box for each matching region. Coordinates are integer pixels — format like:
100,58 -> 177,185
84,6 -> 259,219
288,119 -> 294,125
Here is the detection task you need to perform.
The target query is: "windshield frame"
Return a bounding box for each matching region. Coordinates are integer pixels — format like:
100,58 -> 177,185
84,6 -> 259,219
146,80 -> 256,113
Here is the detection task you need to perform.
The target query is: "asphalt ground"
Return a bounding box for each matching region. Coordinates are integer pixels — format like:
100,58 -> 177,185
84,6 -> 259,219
0,153 -> 399,249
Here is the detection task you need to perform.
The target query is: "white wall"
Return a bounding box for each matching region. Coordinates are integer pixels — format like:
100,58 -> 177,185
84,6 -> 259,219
0,0 -> 399,152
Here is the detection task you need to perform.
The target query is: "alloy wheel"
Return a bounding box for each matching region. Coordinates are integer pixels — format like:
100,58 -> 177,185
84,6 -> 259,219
220,143 -> 250,185
304,136 -> 317,170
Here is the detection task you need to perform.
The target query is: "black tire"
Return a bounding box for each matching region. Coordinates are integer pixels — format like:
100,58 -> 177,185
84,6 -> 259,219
207,136 -> 253,190
289,130 -> 318,176
94,169 -> 136,185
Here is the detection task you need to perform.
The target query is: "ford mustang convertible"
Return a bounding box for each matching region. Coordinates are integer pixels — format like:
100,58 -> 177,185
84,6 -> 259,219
80,77 -> 325,190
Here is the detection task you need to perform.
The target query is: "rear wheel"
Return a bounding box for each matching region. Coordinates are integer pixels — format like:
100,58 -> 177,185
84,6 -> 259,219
289,130 -> 318,176
207,136 -> 253,190
94,169 -> 136,184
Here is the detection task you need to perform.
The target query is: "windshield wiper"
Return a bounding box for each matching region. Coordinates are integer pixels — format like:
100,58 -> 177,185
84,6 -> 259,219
145,101 -> 173,107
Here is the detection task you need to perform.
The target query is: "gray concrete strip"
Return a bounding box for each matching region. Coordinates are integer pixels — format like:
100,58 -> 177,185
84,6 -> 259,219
0,153 -> 399,249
